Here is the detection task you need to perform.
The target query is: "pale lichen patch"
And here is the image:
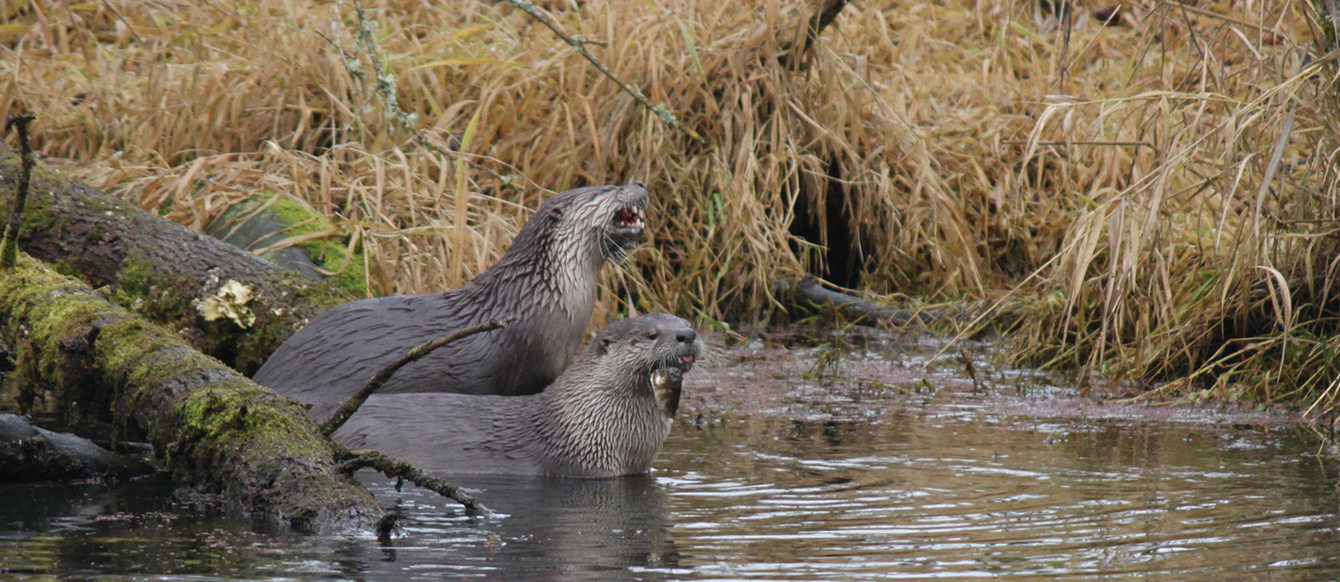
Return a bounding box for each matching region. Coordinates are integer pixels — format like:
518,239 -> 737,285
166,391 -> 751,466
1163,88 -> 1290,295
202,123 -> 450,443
195,279 -> 256,328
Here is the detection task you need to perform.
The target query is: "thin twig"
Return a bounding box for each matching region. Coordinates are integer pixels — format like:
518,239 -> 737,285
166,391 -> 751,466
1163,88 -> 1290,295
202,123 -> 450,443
413,131 -> 516,186
321,317 -> 514,436
2,114 -> 35,270
1057,0 -> 1073,91
321,4 -> 533,191
340,449 -> 491,515
503,0 -> 705,143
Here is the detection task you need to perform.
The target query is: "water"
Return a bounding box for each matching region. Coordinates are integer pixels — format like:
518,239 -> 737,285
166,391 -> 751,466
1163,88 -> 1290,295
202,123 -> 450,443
2,334 -> 1338,580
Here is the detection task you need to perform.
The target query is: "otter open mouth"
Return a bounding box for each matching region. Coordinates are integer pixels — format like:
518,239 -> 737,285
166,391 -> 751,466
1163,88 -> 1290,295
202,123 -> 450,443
655,347 -> 697,374
602,205 -> 646,260
612,207 -> 644,231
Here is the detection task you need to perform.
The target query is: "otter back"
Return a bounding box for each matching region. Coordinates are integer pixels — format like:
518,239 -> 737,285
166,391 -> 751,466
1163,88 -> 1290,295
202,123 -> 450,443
251,182 -> 649,409
331,313 -> 699,478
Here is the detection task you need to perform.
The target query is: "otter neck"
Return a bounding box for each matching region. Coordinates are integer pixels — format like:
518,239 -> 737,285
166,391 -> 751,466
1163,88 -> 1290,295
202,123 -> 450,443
515,360 -> 668,477
462,218 -> 604,324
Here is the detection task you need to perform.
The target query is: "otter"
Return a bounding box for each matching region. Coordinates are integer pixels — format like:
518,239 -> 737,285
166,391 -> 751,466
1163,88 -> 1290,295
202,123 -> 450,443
334,313 -> 699,478
252,182 -> 649,412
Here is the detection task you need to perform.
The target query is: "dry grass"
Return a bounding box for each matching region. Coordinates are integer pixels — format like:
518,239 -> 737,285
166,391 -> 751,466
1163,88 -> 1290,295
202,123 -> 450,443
2,0 -> 1339,415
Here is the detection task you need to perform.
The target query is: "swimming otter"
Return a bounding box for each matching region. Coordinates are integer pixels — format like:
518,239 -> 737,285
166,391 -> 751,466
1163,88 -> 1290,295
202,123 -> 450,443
252,182 -> 649,412
334,313 -> 699,478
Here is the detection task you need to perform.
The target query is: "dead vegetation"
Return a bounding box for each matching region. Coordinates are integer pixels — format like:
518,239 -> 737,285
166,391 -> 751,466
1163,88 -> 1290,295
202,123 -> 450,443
2,0 -> 1339,417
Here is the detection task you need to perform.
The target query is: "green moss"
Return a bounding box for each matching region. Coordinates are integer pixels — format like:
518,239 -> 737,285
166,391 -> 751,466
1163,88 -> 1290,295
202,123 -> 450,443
0,257 -> 103,381
164,376 -> 342,509
0,223 -> 376,530
111,257 -> 196,324
98,319 -> 185,382
264,197 -> 369,296
176,379 -> 320,444
0,153 -> 62,236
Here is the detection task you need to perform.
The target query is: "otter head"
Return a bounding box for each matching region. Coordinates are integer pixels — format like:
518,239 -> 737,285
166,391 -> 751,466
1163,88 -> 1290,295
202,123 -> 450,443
528,181 -> 649,266
593,313 -> 699,418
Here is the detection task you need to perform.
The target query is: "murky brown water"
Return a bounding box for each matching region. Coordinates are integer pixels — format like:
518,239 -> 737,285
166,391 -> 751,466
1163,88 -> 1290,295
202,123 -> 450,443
2,331 -> 1338,580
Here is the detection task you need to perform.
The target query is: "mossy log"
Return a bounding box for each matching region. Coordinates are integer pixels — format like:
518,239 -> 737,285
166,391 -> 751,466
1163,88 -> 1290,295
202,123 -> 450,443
0,252 -> 380,531
0,148 -> 350,375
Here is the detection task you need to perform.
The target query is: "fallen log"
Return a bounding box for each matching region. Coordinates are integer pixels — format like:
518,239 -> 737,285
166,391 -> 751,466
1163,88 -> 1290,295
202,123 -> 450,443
0,147 -> 350,375
0,252 -> 380,531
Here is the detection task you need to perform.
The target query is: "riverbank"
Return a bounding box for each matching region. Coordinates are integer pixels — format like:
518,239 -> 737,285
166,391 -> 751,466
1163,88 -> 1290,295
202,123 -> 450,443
2,0 -> 1336,416
685,326 -> 1307,431
4,327 -> 1336,579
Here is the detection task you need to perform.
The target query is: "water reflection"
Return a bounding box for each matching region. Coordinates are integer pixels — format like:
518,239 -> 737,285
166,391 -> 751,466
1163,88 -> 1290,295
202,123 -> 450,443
655,415 -> 1340,581
3,336 -> 1340,580
361,472 -> 679,581
0,476 -> 274,577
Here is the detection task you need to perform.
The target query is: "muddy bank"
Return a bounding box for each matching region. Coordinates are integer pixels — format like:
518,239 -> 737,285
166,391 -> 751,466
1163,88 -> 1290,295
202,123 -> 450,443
682,328 -> 1302,430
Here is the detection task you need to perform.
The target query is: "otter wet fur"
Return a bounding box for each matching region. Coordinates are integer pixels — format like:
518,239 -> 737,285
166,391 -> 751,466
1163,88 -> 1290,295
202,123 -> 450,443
334,313 -> 700,478
252,182 -> 649,413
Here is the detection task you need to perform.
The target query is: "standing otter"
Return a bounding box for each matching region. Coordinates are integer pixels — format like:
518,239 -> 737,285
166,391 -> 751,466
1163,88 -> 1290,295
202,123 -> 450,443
252,182 -> 649,411
335,313 -> 699,478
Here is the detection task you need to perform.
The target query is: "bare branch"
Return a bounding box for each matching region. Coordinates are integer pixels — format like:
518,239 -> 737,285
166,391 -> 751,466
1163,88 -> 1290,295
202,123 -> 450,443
503,0 -> 705,143
340,450 -> 491,515
320,317 -> 515,436
2,114 -> 35,270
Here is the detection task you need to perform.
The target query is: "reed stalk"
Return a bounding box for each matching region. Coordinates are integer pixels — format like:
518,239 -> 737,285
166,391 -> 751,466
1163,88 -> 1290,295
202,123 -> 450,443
2,0 -> 1338,415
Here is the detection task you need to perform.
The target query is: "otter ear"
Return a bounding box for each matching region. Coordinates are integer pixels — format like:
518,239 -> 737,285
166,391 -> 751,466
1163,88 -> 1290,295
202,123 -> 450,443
595,336 -> 614,354
546,205 -> 564,221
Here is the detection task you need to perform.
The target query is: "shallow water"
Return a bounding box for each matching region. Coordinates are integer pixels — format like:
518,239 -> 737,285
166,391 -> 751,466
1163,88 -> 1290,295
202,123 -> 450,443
2,333 -> 1338,580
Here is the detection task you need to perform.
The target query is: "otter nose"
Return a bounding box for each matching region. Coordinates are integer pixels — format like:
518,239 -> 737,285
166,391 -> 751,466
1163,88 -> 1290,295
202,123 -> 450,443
629,180 -> 646,189
675,329 -> 696,344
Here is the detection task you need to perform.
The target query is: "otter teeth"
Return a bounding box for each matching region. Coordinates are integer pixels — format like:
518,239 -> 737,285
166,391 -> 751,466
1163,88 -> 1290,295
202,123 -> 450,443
614,207 -> 644,229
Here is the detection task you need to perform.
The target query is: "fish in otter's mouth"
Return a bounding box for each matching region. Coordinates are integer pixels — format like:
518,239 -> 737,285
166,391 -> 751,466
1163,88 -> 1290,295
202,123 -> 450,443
651,347 -> 696,418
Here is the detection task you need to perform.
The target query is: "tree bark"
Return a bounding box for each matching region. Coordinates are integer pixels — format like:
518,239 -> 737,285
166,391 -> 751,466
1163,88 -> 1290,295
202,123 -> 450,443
0,252 -> 380,532
0,147 -> 349,375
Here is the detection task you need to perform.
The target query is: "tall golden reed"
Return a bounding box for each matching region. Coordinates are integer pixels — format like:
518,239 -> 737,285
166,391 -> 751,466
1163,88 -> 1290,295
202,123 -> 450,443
1,0 -> 1337,413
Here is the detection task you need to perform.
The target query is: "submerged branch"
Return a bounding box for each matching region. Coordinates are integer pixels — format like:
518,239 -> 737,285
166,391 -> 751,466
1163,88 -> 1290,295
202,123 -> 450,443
340,450 -> 491,515
320,317 -> 515,436
777,275 -> 938,327
0,413 -> 156,483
